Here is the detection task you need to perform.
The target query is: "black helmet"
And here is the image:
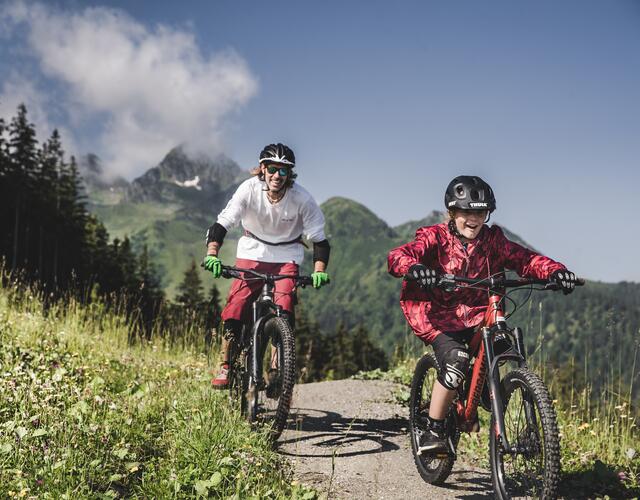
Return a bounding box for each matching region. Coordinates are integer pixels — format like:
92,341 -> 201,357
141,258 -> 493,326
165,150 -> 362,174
259,143 -> 295,167
444,175 -> 496,212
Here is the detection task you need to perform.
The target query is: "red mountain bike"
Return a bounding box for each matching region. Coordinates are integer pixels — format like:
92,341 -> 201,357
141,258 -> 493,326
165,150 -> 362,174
408,273 -> 584,499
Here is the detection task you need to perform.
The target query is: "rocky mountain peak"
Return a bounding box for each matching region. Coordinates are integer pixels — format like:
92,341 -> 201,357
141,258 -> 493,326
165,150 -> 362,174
126,145 -> 246,204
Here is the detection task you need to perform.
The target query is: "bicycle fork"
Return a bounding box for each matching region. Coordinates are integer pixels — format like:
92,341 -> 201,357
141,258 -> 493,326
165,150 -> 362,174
484,326 -> 539,456
482,326 -> 511,454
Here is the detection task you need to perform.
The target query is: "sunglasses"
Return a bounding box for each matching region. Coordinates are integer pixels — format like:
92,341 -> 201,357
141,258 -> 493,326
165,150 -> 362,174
265,165 -> 290,176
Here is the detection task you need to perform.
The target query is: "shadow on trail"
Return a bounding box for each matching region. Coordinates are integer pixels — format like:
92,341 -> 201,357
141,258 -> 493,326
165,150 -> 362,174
278,407 -> 403,458
435,469 -> 493,499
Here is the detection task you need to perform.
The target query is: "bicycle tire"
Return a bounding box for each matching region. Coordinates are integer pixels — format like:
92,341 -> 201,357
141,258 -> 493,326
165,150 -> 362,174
249,316 -> 296,440
490,368 -> 560,500
409,352 -> 459,485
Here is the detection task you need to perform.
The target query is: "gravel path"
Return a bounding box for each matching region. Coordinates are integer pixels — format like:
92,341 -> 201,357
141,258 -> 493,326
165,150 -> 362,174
278,379 -> 492,499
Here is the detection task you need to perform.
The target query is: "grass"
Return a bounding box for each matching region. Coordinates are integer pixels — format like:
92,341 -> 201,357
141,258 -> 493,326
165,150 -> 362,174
0,282 -> 316,498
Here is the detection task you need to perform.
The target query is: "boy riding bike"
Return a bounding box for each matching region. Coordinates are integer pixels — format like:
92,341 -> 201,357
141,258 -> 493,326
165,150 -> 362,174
204,142 -> 330,388
387,175 -> 577,453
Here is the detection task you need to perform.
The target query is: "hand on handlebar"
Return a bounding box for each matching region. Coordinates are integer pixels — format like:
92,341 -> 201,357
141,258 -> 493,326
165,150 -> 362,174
408,264 -> 438,290
203,255 -> 222,278
550,269 -> 577,295
311,271 -> 330,289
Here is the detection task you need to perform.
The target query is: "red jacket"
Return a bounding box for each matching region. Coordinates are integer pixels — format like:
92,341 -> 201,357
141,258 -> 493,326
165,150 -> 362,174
387,222 -> 566,343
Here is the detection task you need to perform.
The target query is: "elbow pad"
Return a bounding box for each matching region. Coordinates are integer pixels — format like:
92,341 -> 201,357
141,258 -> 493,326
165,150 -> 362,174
206,222 -> 227,246
313,239 -> 330,265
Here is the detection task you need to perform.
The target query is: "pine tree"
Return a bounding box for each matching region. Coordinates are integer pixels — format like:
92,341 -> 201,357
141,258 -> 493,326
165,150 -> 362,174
136,244 -> 165,337
8,104 -> 38,271
176,258 -> 205,310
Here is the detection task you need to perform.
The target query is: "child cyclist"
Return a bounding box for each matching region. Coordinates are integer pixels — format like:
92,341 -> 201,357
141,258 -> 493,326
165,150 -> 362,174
387,175 -> 577,453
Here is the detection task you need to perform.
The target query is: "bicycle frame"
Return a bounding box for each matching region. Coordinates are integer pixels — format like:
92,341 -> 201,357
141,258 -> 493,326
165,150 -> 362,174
444,272 -> 583,454
220,265 -> 311,394
457,294 -> 525,454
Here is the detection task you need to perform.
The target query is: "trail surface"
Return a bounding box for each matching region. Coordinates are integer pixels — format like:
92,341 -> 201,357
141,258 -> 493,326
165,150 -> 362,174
279,379 -> 492,499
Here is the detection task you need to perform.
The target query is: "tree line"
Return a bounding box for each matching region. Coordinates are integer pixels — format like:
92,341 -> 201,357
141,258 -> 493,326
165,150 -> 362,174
0,103 -> 388,378
0,103 -> 220,340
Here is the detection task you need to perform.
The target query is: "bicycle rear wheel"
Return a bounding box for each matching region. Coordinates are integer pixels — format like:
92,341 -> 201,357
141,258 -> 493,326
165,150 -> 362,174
249,316 -> 296,440
490,368 -> 560,499
409,352 -> 459,485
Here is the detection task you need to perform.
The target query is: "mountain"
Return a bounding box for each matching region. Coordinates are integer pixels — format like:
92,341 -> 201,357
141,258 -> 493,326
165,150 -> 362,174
84,150 -> 640,399
86,146 -> 246,297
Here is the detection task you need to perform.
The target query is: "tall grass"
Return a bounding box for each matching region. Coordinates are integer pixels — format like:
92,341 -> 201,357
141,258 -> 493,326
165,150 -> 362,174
0,279 -> 315,498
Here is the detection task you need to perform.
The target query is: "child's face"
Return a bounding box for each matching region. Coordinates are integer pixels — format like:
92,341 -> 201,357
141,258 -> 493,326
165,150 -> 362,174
453,209 -> 488,240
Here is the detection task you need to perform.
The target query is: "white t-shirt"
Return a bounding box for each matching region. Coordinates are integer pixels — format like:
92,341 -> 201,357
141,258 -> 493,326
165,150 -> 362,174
216,176 -> 326,264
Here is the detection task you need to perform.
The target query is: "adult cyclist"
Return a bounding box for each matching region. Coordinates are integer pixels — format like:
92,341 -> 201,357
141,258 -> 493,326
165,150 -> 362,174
204,143 -> 331,388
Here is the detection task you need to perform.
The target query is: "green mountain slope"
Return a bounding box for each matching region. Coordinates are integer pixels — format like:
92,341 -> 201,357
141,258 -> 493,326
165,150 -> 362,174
86,150 -> 640,398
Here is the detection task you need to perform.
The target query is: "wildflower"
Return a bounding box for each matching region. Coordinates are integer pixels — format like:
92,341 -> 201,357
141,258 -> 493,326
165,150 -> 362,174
577,423 -> 590,431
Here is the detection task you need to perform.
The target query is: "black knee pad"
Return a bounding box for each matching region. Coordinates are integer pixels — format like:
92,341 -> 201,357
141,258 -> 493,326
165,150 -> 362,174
437,347 -> 470,390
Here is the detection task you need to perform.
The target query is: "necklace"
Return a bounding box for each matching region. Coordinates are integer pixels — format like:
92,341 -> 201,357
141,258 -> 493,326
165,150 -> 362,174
266,189 -> 285,204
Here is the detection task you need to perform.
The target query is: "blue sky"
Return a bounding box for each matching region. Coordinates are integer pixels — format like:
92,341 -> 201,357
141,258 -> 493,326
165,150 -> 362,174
1,1 -> 639,282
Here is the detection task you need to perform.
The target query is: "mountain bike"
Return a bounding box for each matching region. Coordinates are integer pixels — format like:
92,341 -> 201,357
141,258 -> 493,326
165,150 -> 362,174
408,272 -> 584,499
216,265 -> 313,440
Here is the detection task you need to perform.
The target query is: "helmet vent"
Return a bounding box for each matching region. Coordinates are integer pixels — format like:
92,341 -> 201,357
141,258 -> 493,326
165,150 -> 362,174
455,184 -> 466,198
470,189 -> 480,201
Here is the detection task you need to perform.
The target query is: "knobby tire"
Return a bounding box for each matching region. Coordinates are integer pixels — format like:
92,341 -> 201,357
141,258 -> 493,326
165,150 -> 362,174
490,368 -> 560,500
249,317 -> 296,440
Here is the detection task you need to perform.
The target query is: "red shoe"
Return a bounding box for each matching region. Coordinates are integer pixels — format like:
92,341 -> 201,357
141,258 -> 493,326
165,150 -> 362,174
211,364 -> 229,389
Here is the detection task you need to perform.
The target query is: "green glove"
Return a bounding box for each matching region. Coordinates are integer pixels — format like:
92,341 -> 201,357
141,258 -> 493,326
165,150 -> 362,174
311,271 -> 330,289
204,255 -> 222,278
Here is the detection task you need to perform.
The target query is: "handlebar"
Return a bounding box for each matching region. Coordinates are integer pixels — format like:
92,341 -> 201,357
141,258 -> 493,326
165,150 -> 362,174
222,265 -> 314,287
405,272 -> 585,291
201,260 -> 314,287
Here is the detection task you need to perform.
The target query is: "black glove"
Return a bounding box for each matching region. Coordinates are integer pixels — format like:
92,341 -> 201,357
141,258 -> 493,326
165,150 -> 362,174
408,264 -> 438,290
550,269 -> 577,295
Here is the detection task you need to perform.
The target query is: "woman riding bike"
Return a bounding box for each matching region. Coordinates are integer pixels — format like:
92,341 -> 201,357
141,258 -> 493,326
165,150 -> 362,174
204,142 -> 331,388
387,175 -> 577,453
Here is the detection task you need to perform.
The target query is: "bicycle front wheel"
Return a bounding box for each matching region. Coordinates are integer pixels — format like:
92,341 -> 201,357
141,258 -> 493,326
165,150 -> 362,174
250,316 -> 296,440
490,368 -> 560,499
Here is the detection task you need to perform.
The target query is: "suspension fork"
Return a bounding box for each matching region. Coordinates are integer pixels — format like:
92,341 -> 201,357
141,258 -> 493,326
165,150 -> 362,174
251,301 -> 261,386
512,326 -> 539,429
482,326 -> 511,453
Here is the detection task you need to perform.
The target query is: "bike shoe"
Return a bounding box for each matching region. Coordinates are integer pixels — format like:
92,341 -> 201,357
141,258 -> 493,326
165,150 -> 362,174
265,368 -> 280,399
211,364 -> 229,389
417,427 -> 447,455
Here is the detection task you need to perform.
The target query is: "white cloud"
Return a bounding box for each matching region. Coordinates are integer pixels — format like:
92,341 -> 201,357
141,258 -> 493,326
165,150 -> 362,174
1,1 -> 258,177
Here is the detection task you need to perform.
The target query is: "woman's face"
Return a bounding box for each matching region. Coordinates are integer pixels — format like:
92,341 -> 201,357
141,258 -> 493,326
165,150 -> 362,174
453,209 -> 488,240
261,163 -> 291,192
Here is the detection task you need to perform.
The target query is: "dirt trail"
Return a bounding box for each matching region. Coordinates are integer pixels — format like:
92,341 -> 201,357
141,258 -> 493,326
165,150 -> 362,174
279,379 -> 492,499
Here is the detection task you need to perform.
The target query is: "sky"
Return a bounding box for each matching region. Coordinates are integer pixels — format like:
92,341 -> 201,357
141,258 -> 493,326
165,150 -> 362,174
1,0 -> 639,283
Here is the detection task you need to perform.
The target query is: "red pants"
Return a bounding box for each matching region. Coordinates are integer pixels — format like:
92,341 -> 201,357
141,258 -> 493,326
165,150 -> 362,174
220,258 -> 299,323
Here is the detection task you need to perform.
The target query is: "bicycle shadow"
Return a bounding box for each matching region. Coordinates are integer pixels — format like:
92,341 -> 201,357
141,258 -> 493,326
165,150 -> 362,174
277,407 -> 403,458
435,469 -> 493,499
